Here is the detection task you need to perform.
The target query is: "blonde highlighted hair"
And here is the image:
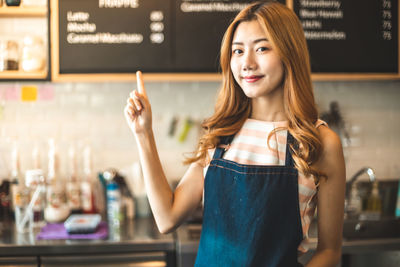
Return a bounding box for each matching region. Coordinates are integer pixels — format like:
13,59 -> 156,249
185,1 -> 324,182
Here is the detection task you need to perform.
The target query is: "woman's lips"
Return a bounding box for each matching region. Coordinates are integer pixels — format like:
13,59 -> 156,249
243,75 -> 263,83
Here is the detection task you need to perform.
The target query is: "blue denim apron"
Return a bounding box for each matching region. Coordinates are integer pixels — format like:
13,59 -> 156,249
195,133 -> 303,267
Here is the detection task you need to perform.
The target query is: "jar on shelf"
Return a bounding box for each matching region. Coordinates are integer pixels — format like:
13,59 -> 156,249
5,0 -> 21,6
0,41 -> 6,72
5,40 -> 19,71
21,35 -> 45,72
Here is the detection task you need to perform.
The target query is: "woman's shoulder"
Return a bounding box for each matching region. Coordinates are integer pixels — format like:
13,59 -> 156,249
315,119 -> 328,128
315,121 -> 343,173
316,120 -> 341,150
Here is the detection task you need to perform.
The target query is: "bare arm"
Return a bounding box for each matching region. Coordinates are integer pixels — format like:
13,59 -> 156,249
124,71 -> 204,234
306,126 -> 346,267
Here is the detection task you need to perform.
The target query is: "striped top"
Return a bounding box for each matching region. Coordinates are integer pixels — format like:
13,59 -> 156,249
204,118 -> 327,253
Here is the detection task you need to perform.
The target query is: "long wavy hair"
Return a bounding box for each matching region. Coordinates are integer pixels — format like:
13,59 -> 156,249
185,1 -> 324,182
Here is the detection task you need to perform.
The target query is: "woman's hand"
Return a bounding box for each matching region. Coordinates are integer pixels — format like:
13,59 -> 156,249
124,71 -> 152,136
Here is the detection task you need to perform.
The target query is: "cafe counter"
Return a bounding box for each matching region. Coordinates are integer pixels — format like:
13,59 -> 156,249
0,217 -> 175,267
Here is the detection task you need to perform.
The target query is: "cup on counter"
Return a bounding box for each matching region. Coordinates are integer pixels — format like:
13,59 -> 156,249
14,188 -> 33,233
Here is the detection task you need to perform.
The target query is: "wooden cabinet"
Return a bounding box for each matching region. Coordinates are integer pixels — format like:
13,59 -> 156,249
41,253 -> 167,267
0,5 -> 48,80
0,5 -> 47,17
0,256 -> 37,266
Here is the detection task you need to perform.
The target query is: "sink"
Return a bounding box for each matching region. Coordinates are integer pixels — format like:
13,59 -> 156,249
308,217 -> 400,240
343,217 -> 400,240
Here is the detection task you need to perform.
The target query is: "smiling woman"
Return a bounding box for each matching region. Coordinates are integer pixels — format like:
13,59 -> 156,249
124,1 -> 345,267
230,20 -> 285,103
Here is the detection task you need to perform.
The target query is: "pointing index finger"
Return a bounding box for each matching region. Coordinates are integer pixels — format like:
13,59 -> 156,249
136,71 -> 147,98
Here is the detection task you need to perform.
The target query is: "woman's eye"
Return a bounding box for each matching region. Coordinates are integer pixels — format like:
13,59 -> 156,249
232,49 -> 243,55
257,47 -> 269,52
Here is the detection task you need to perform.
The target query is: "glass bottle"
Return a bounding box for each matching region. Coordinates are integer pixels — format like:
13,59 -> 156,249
104,169 -> 122,227
0,41 -> 6,72
25,169 -> 46,227
80,145 -> 96,213
367,181 -> 382,215
66,145 -> 81,213
44,139 -> 70,223
5,40 -> 19,71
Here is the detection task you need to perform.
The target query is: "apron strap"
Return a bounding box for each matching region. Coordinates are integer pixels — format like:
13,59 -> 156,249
285,132 -> 297,168
213,135 -> 235,160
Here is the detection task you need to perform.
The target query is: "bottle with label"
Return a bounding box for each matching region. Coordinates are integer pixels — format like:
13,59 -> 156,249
44,139 -> 70,223
395,181 -> 400,218
104,169 -> 122,227
366,181 -> 382,220
107,181 -> 121,227
66,145 -> 81,213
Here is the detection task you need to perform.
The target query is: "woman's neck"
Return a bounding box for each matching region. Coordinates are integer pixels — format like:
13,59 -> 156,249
250,88 -> 287,122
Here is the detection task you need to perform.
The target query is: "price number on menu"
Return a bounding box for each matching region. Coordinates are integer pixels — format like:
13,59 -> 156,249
150,10 -> 164,44
382,0 -> 393,40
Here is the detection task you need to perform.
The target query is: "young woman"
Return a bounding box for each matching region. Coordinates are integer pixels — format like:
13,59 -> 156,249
124,1 -> 345,266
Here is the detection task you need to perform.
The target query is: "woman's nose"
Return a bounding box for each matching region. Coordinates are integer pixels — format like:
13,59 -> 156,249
242,51 -> 256,71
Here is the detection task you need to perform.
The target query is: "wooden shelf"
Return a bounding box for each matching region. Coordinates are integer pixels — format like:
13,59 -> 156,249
312,73 -> 400,81
0,5 -> 47,17
52,73 -> 223,82
50,72 -> 400,82
0,70 -> 48,79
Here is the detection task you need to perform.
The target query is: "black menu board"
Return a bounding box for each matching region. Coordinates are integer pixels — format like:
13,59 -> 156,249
174,0 -> 285,72
58,0 -> 172,73
54,0 -> 398,76
56,0 -> 286,74
293,0 -> 398,73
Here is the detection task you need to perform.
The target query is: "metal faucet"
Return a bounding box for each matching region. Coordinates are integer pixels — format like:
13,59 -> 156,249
346,167 -> 376,200
349,167 -> 376,184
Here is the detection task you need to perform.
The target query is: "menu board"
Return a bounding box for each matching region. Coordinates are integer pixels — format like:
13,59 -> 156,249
53,0 -> 399,77
293,0 -> 398,73
55,0 -> 286,74
174,0 -> 285,72
58,0 -> 172,73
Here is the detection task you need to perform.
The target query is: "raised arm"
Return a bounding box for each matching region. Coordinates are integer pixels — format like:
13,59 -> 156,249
306,126 -> 346,267
124,71 -> 204,233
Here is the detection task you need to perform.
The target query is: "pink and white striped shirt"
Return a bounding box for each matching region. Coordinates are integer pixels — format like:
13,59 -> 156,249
204,118 -> 327,253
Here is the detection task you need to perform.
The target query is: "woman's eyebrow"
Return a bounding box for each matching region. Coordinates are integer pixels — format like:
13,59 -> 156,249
232,38 -> 269,45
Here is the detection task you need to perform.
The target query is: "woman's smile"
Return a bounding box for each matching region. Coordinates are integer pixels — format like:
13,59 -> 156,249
242,75 -> 264,83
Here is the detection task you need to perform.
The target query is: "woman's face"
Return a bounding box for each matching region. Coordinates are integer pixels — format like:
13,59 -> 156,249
230,20 -> 284,99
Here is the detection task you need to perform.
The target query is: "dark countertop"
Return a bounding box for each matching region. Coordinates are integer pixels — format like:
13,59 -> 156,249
0,217 -> 174,257
176,222 -> 400,255
1,216 -> 400,259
